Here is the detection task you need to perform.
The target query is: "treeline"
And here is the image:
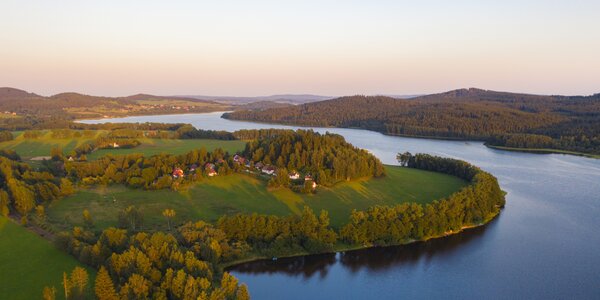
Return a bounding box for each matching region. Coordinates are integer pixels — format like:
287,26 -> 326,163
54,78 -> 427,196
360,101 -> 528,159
0,131 -> 13,142
0,149 -> 20,161
223,89 -> 600,155
217,207 -> 337,255
52,223 -> 250,299
242,130 -> 385,186
339,153 -> 505,245
73,122 -> 185,131
488,132 -> 600,154
0,156 -> 75,222
65,148 -> 234,189
177,124 -> 236,140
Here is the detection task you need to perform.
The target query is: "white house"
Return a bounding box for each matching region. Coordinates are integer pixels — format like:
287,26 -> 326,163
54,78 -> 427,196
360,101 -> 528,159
262,166 -> 276,175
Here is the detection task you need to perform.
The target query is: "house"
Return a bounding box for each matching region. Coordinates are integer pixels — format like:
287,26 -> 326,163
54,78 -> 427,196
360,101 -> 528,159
67,156 -> 75,162
172,168 -> 184,178
233,154 -> 245,164
304,174 -> 313,181
204,163 -> 217,176
189,164 -> 198,172
262,165 -> 276,175
255,162 -> 264,170
289,171 -> 300,180
112,142 -> 120,148
245,160 -> 252,169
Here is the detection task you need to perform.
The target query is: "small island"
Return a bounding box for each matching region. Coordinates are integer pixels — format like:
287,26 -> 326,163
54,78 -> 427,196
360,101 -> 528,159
0,125 -> 504,299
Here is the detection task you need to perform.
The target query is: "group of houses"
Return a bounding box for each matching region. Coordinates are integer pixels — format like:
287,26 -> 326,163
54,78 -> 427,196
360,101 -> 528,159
234,155 -> 317,188
172,162 -> 218,179
170,154 -> 317,189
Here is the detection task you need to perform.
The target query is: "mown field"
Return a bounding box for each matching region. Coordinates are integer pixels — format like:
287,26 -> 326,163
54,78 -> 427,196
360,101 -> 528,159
0,131 -> 103,159
87,139 -> 245,159
0,130 -> 246,160
0,217 -> 95,300
47,165 -> 467,230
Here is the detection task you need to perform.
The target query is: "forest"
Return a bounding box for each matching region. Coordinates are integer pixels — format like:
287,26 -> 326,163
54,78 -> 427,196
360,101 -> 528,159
223,88 -> 600,155
241,130 -> 385,186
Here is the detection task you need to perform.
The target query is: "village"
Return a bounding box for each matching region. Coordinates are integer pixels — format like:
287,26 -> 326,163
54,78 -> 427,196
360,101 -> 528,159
171,154 -> 318,190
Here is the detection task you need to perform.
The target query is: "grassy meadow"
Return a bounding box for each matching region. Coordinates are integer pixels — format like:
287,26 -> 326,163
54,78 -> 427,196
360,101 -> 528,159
0,130 -> 246,161
0,217 -> 95,300
87,138 -> 246,159
0,131 -> 104,159
47,165 -> 467,230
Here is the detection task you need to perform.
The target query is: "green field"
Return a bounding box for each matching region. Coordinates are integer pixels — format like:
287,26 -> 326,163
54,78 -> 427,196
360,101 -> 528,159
47,166 -> 467,229
0,130 -> 246,160
0,131 -> 103,159
0,217 -> 95,300
87,139 -> 246,159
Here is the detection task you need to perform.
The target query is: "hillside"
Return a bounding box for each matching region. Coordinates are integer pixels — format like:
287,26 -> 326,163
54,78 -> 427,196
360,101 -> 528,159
0,87 -> 40,100
235,100 -> 294,111
223,88 -> 600,155
181,94 -> 333,105
0,88 -> 231,124
0,217 -> 95,300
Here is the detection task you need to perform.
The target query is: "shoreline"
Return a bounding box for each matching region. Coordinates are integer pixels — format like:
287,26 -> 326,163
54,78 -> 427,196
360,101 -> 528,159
221,209 -> 501,270
222,115 -> 600,159
76,112 -> 598,160
485,144 -> 600,159
72,110 -> 231,122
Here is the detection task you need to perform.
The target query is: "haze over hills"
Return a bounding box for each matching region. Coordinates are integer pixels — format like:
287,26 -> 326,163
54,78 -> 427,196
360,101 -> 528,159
179,94 -> 425,105
178,94 -> 335,105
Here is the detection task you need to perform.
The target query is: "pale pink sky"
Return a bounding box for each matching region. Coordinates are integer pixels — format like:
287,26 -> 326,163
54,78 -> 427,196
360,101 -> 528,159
1,0 -> 599,97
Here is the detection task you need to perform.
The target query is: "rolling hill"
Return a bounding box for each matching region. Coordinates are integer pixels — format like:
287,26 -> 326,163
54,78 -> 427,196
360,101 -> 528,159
223,88 -> 600,155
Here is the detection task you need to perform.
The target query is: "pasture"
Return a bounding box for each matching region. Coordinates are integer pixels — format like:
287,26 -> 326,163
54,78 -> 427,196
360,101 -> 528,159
47,165 -> 467,230
0,217 -> 95,300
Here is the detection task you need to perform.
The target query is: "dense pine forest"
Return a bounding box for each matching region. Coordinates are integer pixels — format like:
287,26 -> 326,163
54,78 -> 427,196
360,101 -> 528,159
241,130 -> 385,186
223,88 -> 600,155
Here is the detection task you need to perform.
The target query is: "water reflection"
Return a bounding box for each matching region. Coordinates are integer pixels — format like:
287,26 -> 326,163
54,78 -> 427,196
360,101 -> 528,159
230,217 -> 497,278
230,253 -> 337,279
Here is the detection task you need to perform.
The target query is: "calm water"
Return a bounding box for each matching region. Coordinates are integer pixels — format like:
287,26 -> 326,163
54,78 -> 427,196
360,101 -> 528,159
82,112 -> 600,299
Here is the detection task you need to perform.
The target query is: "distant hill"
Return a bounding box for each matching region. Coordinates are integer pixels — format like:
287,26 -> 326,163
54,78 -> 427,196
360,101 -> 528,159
0,87 -> 42,101
122,94 -> 222,105
179,94 -> 334,105
223,88 -> 600,155
0,88 -> 230,119
234,101 -> 294,111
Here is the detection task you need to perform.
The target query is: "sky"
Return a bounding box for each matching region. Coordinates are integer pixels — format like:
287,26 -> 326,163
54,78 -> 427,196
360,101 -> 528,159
1,0 -> 599,97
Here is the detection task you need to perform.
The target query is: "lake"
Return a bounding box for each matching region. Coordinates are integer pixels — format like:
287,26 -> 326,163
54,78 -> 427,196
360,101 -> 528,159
81,112 -> 600,299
